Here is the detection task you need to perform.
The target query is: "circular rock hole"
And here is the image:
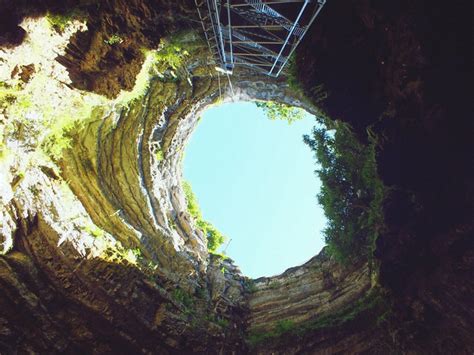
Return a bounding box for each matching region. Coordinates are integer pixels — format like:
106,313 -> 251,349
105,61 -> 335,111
183,101 -> 326,278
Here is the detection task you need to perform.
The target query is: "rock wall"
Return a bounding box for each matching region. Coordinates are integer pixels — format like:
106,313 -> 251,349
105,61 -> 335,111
1,14 -> 370,353
296,0 -> 474,353
249,258 -> 369,331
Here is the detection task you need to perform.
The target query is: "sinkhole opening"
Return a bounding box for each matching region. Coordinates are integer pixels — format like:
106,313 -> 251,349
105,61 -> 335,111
183,101 -> 327,278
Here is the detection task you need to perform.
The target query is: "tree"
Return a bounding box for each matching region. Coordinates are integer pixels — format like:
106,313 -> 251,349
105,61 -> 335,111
255,101 -> 305,124
304,121 -> 384,263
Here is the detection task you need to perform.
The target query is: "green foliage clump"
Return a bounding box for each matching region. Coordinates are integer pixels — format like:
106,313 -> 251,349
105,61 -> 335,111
84,224 -> 105,238
243,278 -> 258,293
216,318 -> 229,328
183,181 -> 202,220
197,220 -> 225,253
151,32 -> 204,80
152,39 -> 189,76
41,119 -> 79,160
285,54 -> 304,93
98,242 -> 141,266
255,101 -> 304,124
115,32 -> 204,105
172,288 -> 194,309
206,314 -> 230,328
248,319 -> 296,347
301,289 -> 387,331
155,149 -> 164,162
303,121 -> 385,263
284,54 -> 328,104
275,319 -> 295,334
104,34 -> 123,46
182,180 -> 226,252
46,9 -> 86,33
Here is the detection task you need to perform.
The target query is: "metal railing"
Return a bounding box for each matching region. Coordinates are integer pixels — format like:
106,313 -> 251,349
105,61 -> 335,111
196,0 -> 327,77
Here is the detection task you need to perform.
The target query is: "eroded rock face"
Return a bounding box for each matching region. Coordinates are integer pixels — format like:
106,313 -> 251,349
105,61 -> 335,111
1,16 -> 357,353
248,254 -> 370,334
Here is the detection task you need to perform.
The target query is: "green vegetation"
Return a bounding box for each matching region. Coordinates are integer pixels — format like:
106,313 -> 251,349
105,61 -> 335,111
183,180 -> 201,219
182,180 -> 226,252
285,54 -> 304,93
243,278 -> 258,293
298,289 -> 387,331
46,9 -> 86,33
151,36 -> 190,78
104,34 -> 123,46
82,221 -> 142,266
248,319 -> 296,346
155,149 -> 164,162
268,281 -> 279,289
97,240 -> 142,266
168,216 -> 177,230
198,220 -> 226,253
210,251 -> 229,261
285,54 -> 328,104
215,317 -> 229,328
255,101 -> 304,124
206,314 -> 230,328
85,224 -> 105,238
2,75 -> 105,162
172,288 -> 194,309
303,120 -> 385,263
115,31 -> 204,106
194,286 -> 207,299
41,118 -> 81,161
247,288 -> 389,347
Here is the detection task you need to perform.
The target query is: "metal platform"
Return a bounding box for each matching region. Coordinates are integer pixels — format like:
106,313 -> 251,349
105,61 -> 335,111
195,0 -> 327,77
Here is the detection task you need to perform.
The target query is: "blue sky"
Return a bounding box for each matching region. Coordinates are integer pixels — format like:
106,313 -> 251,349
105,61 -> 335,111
183,102 -> 326,278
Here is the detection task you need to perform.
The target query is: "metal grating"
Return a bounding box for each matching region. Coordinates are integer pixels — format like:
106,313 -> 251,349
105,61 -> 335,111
195,0 -> 327,77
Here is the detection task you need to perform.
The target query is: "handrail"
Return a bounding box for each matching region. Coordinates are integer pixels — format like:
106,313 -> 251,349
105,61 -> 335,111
268,0 -> 309,75
195,0 -> 328,77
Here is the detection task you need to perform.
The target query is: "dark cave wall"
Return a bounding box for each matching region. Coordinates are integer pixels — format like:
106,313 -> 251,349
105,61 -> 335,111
296,0 -> 474,352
